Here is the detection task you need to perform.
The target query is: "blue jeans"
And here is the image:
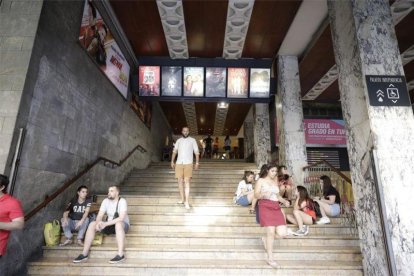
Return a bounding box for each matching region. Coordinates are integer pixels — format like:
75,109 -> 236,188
62,218 -> 89,240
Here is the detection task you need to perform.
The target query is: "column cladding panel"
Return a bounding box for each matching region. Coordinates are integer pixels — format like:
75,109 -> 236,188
329,0 -> 414,274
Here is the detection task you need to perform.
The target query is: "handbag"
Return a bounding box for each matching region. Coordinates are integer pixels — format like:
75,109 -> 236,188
313,201 -> 322,218
255,200 -> 260,224
44,219 -> 61,246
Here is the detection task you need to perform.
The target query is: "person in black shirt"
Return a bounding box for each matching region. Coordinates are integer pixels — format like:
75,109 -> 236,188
60,185 -> 92,246
314,175 -> 341,224
203,135 -> 213,159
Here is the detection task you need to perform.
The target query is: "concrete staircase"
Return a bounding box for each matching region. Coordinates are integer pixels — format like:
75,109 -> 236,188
28,161 -> 363,275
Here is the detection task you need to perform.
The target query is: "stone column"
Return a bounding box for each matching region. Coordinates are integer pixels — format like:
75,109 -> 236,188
0,0 -> 43,173
276,55 -> 307,186
253,103 -> 271,169
328,0 -> 414,274
243,107 -> 254,162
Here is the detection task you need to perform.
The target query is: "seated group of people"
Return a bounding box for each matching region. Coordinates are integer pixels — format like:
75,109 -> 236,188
59,185 -> 130,264
234,164 -> 341,268
234,165 -> 341,236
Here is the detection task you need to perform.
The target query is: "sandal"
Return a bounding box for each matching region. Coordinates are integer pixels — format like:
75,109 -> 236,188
249,209 -> 255,214
266,259 -> 280,269
59,239 -> 72,247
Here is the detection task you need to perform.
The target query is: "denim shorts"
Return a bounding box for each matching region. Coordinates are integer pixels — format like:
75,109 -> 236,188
330,203 -> 341,217
236,195 -> 250,206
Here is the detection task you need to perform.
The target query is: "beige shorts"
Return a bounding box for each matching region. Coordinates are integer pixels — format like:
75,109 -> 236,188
175,164 -> 193,179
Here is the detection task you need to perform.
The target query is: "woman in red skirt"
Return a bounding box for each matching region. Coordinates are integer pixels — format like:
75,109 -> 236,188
254,164 -> 291,268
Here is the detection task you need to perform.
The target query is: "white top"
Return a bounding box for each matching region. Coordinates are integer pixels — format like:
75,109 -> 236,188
173,136 -> 199,164
261,181 -> 280,201
235,180 -> 253,199
99,197 -> 129,225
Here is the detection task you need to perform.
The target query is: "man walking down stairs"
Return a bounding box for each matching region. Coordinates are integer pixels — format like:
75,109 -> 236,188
28,161 -> 363,275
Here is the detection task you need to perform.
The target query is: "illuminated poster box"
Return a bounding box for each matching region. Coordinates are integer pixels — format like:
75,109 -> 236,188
227,68 -> 248,98
183,67 -> 204,97
161,66 -> 182,97
250,68 -> 270,98
206,67 -> 226,98
139,66 -> 160,96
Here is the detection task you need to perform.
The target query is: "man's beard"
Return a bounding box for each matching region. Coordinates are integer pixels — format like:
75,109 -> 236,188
182,134 -> 189,138
108,195 -> 114,199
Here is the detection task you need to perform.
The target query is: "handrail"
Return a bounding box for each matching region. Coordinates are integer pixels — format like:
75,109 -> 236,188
25,144 -> 147,221
303,159 -> 351,184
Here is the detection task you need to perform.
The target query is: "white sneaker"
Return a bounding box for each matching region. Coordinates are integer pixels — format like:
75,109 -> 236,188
316,217 -> 331,224
302,225 -> 309,235
287,229 -> 295,236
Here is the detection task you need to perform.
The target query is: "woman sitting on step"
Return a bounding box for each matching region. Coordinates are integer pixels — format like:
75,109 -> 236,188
286,186 -> 316,236
234,171 -> 257,213
313,175 -> 341,225
254,163 -> 290,268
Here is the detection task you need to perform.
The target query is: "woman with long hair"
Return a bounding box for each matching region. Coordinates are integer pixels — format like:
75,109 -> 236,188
314,175 -> 341,224
286,186 -> 316,236
254,164 -> 290,268
234,171 -> 257,213
277,165 -> 294,202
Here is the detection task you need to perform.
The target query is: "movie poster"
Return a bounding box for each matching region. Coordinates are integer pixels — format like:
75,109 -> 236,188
138,66 -> 160,96
130,94 -> 152,129
183,67 -> 204,97
161,66 -> 182,96
79,0 -> 130,99
206,67 -> 226,98
249,68 -> 270,98
227,68 -> 248,98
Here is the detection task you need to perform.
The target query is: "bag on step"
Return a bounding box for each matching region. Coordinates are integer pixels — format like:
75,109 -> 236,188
92,232 -> 103,245
44,219 -> 61,246
313,201 -> 322,218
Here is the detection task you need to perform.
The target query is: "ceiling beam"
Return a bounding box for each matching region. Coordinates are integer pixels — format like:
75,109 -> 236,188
213,104 -> 229,136
182,102 -> 198,133
222,0 -> 255,59
278,0 -> 328,57
156,0 -> 189,59
302,0 -> 414,101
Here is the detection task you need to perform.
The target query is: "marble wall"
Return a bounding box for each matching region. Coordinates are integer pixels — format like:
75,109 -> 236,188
253,103 -> 271,169
276,56 -> 307,186
328,0 -> 414,274
243,107 -> 255,162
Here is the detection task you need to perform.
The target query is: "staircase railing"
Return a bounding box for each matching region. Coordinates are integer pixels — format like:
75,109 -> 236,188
303,160 -> 358,235
25,144 -> 147,221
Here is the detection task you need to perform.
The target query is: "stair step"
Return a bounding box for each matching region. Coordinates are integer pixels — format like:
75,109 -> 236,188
28,162 -> 361,275
28,258 -> 363,275
42,245 -> 362,261
61,232 -> 359,247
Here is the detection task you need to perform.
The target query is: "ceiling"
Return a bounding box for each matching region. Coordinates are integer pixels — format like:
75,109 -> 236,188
108,0 -> 414,135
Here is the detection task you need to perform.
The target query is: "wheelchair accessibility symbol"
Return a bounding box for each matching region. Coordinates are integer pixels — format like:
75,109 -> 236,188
387,84 -> 399,103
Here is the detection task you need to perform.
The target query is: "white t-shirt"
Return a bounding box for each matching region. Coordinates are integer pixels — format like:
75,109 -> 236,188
99,197 -> 129,225
235,180 -> 253,199
173,137 -> 199,164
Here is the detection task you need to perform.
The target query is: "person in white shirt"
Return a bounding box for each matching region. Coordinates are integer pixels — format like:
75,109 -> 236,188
73,185 -> 129,264
235,171 -> 257,213
171,127 -> 200,210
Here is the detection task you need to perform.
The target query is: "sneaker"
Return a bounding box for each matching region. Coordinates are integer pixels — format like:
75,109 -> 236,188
73,254 -> 88,263
287,229 -> 295,236
59,239 -> 72,247
292,229 -> 307,236
184,202 -> 190,210
302,225 -> 309,235
109,254 -> 125,264
316,217 -> 331,225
